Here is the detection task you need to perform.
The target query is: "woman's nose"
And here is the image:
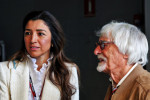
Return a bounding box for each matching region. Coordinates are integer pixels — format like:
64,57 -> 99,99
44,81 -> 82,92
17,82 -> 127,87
31,34 -> 37,44
94,46 -> 102,55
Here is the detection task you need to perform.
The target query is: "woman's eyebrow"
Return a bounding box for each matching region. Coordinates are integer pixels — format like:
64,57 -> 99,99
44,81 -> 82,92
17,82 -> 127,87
36,29 -> 47,32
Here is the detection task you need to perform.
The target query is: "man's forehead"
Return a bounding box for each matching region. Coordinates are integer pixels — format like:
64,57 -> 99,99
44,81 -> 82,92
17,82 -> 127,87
99,37 -> 111,42
99,32 -> 112,40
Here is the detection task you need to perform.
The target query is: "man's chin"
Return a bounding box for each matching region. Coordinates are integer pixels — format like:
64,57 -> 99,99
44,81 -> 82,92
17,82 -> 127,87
96,64 -> 106,72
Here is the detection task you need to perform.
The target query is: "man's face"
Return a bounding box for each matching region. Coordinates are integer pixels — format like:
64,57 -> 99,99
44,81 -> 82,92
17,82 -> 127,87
94,37 -> 126,73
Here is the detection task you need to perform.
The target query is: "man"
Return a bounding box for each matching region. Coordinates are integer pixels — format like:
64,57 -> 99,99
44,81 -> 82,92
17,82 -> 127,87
94,21 -> 150,100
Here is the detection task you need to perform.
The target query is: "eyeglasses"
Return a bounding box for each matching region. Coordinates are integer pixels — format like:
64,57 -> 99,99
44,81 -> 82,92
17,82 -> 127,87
95,40 -> 114,50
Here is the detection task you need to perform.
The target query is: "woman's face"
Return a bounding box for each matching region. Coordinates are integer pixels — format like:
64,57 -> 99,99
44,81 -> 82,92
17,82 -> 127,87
24,19 -> 52,59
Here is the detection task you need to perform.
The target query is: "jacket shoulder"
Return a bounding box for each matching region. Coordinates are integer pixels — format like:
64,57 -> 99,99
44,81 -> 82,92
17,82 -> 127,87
0,61 -> 12,69
64,62 -> 79,75
65,62 -> 79,79
65,62 -> 77,67
0,61 -> 11,87
135,69 -> 150,91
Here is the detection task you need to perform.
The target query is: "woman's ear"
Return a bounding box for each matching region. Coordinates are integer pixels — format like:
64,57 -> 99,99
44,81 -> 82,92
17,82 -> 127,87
51,43 -> 53,47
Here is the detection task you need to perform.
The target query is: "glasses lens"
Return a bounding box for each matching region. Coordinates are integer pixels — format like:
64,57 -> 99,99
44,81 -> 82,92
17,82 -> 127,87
96,40 -> 113,50
95,41 -> 106,50
100,43 -> 105,50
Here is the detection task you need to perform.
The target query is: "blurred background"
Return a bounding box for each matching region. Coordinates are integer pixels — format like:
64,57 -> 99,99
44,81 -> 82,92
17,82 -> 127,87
0,0 -> 150,99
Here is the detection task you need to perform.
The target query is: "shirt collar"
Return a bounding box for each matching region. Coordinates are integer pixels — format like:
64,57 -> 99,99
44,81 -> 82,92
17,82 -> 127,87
27,54 -> 53,69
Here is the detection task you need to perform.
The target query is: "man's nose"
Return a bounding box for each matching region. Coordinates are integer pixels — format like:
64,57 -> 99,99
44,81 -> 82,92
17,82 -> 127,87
94,46 -> 102,55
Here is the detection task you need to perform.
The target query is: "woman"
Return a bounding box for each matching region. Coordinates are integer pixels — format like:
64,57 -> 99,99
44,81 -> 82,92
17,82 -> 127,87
0,11 -> 79,100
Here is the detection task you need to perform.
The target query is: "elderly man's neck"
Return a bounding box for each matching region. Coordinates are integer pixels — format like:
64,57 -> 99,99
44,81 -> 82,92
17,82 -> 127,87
109,64 -> 134,87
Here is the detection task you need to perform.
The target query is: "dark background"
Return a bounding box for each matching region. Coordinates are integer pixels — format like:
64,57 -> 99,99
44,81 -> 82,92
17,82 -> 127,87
0,0 -> 149,100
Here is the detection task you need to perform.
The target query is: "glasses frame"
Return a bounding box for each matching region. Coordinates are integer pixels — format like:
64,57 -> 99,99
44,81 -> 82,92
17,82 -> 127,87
96,40 -> 114,50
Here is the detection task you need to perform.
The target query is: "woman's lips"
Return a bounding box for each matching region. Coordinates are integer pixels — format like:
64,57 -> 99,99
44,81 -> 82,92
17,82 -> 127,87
30,46 -> 39,50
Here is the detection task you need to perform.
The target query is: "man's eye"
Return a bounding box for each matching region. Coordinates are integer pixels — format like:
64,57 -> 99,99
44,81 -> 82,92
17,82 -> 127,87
39,32 -> 45,36
24,32 -> 30,35
103,43 -> 108,47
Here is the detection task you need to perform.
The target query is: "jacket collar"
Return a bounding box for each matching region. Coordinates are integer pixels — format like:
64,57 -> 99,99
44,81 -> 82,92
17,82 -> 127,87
10,60 -> 29,100
105,64 -> 145,100
9,60 -> 60,100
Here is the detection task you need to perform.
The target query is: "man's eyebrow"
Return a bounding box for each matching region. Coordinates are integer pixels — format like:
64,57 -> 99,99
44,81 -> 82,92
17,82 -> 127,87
99,40 -> 113,43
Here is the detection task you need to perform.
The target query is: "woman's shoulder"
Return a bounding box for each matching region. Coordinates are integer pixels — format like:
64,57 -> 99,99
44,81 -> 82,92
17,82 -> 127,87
0,61 -> 11,81
0,61 -> 11,69
64,62 -> 78,70
65,62 -> 79,86
64,62 -> 79,77
0,61 -> 9,64
64,62 -> 77,67
0,60 -> 26,70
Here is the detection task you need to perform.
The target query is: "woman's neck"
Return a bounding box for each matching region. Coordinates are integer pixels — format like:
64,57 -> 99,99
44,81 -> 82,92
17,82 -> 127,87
35,55 -> 49,71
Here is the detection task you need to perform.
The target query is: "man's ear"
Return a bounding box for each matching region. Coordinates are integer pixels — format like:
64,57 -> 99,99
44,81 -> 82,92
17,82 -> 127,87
123,54 -> 128,59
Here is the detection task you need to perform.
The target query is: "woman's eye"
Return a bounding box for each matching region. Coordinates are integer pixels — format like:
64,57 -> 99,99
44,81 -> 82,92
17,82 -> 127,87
24,32 -> 30,35
39,32 -> 45,36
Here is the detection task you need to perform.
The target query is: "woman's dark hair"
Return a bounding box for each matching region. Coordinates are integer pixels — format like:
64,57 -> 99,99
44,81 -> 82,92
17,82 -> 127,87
9,11 -> 79,100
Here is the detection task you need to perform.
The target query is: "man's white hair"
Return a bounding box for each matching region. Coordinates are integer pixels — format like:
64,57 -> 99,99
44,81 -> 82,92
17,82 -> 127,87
96,21 -> 148,66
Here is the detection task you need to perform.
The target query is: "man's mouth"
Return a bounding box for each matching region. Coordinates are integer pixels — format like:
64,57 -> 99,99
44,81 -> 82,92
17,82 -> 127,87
99,58 -> 104,62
